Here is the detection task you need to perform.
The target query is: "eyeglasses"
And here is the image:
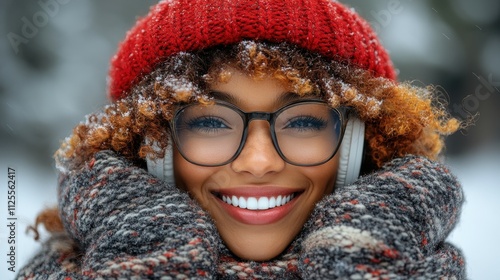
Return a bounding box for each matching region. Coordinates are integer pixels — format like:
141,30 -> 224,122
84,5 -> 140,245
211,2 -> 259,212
171,99 -> 350,166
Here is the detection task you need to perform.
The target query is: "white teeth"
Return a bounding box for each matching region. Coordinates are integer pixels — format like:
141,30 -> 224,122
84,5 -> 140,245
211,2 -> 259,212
232,196 -> 239,207
269,197 -> 276,208
247,197 -> 258,210
221,194 -> 295,210
258,197 -> 269,210
239,196 -> 247,208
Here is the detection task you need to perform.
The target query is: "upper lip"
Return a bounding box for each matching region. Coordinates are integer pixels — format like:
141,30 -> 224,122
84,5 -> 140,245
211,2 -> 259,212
211,185 -> 303,198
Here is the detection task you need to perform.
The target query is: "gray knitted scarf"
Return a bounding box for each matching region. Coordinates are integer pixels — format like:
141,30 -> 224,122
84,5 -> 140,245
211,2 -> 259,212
17,150 -> 466,279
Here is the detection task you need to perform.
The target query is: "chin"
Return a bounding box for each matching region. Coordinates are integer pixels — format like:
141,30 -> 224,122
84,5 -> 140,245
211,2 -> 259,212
228,243 -> 286,261
220,226 -> 299,261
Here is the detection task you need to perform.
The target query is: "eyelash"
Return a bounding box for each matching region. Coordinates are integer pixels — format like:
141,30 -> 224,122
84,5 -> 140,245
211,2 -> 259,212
186,116 -> 230,132
284,116 -> 327,131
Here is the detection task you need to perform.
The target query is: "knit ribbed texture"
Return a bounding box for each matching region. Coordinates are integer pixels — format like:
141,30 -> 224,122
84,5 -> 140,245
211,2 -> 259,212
299,156 -> 465,279
17,151 -> 465,279
57,151 -> 220,278
108,0 -> 396,101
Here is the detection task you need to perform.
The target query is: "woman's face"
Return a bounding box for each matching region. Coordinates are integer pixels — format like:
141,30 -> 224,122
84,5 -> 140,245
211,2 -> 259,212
174,69 -> 338,261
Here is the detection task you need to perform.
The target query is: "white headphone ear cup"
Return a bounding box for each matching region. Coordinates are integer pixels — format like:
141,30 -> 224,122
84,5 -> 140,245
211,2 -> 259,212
146,139 -> 175,185
335,116 -> 365,188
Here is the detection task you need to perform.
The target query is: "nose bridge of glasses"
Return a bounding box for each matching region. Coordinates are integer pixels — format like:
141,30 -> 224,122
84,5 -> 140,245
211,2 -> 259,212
237,111 -> 283,169
246,112 -> 272,123
242,111 -> 276,153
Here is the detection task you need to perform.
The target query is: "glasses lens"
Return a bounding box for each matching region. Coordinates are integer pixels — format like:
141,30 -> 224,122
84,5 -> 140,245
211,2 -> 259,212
174,103 -> 244,165
274,103 -> 342,165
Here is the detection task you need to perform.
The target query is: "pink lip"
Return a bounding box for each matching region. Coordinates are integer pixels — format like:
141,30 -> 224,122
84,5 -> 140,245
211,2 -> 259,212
212,186 -> 302,225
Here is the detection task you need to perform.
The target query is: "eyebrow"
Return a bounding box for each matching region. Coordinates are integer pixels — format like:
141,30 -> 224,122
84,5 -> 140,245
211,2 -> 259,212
276,92 -> 305,106
209,91 -> 305,108
209,91 -> 241,104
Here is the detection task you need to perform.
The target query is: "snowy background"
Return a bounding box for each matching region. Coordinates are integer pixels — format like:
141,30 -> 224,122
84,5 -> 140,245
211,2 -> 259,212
1,1 -> 499,279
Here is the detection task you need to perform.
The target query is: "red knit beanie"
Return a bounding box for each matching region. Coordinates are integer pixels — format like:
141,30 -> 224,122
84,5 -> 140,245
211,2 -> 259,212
108,0 -> 397,101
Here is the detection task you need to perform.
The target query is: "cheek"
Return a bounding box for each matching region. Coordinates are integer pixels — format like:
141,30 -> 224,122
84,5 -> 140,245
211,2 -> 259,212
173,149 -> 207,193
301,155 -> 339,196
173,149 -> 229,207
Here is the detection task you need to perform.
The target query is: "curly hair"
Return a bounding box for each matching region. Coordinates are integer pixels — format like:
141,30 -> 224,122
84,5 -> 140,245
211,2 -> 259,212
55,41 -> 460,172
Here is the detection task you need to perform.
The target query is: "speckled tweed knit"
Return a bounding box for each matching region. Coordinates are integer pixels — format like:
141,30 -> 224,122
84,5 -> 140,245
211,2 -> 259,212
17,151 -> 466,279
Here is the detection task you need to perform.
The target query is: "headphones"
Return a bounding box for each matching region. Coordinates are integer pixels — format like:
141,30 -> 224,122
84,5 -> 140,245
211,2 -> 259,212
146,117 -> 364,189
334,116 -> 364,188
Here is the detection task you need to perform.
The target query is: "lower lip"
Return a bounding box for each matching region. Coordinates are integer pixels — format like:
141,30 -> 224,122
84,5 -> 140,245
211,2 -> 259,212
216,195 -> 300,225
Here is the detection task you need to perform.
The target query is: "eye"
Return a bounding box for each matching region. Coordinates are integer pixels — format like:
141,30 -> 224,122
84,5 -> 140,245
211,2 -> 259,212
285,116 -> 327,131
186,116 -> 230,132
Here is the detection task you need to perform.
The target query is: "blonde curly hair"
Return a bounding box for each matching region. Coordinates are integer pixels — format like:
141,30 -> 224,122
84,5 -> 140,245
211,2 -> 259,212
55,41 -> 460,172
30,41 -> 460,238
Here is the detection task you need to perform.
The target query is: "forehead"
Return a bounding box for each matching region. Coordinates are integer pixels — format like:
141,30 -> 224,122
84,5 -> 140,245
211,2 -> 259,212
207,69 -> 309,111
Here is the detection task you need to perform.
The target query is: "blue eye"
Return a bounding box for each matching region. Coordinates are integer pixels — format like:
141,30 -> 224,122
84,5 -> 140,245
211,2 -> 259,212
285,116 -> 327,131
187,117 -> 230,132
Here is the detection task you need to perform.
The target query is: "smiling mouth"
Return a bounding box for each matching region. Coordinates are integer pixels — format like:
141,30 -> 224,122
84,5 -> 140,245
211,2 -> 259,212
212,188 -> 303,225
214,192 -> 301,210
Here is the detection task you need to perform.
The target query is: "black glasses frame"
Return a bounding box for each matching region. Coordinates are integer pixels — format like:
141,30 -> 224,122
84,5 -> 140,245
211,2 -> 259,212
170,99 -> 352,167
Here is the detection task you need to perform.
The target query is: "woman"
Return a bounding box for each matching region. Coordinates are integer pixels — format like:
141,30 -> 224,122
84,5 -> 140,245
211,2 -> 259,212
18,0 -> 466,278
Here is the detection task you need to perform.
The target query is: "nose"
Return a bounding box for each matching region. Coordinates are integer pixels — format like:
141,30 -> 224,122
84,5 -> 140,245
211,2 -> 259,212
230,121 -> 285,177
